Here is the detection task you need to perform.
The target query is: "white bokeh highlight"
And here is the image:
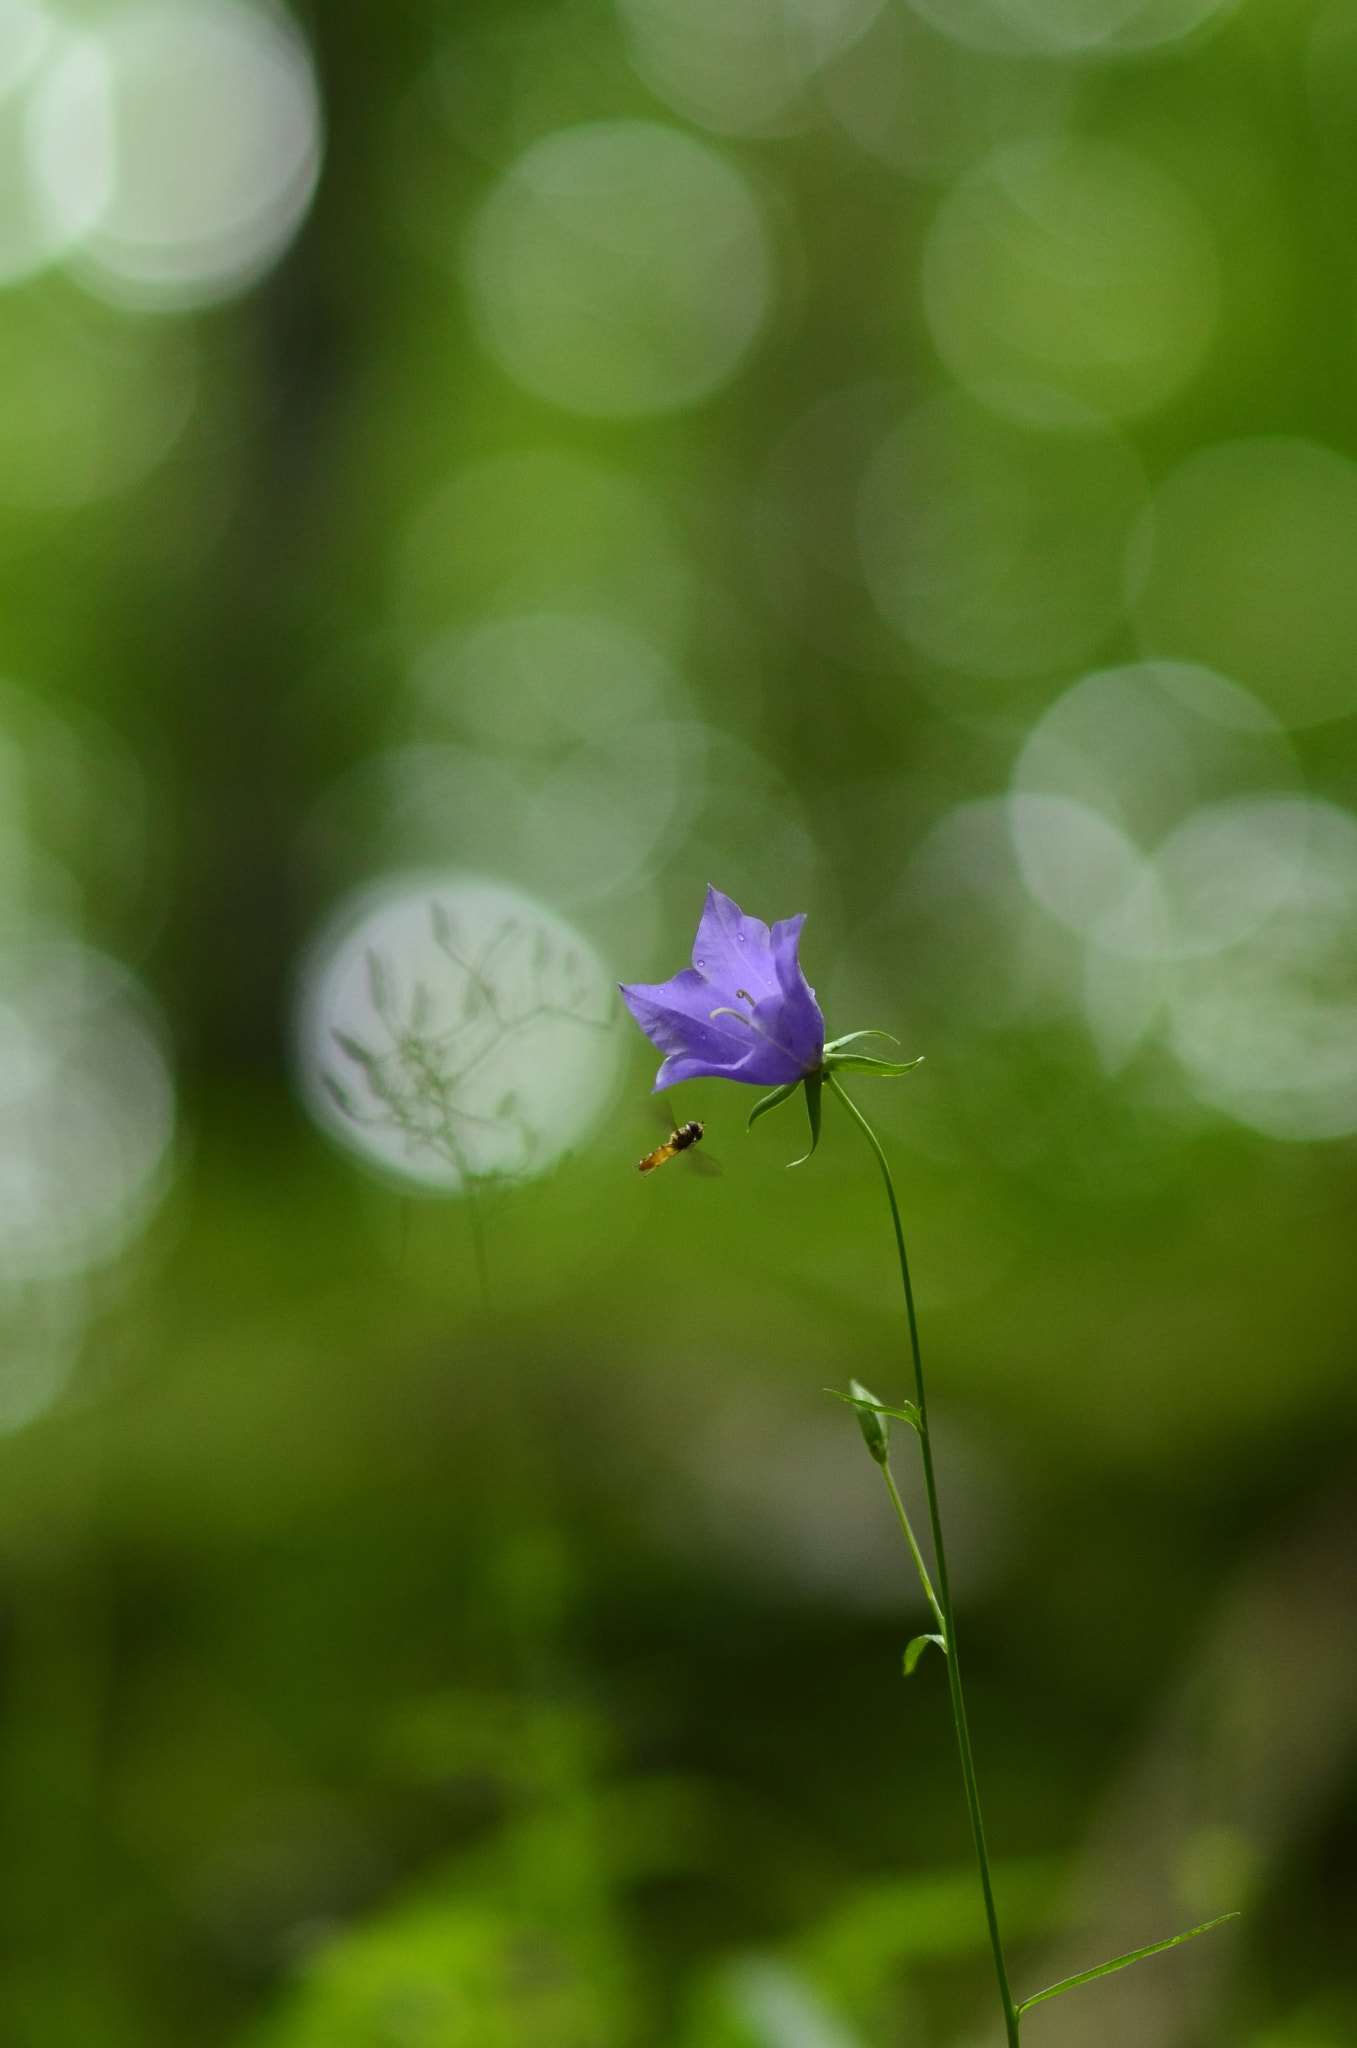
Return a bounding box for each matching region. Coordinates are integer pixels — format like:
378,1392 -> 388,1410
820,5 -> 1075,182
998,661 -> 1357,1138
616,0 -> 884,136
0,940 -> 174,1281
1166,801 -> 1357,1140
43,0 -> 322,310
0,7 -> 106,285
297,876 -> 621,1194
1010,661 -> 1300,955
905,0 -> 1241,55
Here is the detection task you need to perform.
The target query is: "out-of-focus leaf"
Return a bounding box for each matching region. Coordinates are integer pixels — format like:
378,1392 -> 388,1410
246,1810 -> 637,2048
373,1691 -> 609,1794
248,1892 -> 634,2048
331,1029 -> 377,1069
321,1071 -> 358,1118
364,949 -> 391,1023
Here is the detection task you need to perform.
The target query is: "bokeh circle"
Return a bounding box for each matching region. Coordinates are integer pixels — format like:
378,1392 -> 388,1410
465,120 -> 773,417
296,875 -> 621,1193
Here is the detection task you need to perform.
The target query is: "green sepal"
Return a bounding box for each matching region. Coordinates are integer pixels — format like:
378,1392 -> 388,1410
1015,1914 -> 1239,2018
748,1081 -> 799,1131
823,1030 -> 901,1055
824,1054 -> 924,1077
825,1388 -> 921,1433
845,1377 -> 890,1463
786,1070 -> 822,1167
904,1633 -> 946,1676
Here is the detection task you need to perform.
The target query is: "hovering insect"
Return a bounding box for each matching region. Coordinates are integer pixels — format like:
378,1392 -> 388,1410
638,1118 -> 705,1174
637,1101 -> 722,1175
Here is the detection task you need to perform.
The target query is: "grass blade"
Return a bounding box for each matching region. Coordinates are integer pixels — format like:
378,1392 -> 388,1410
1015,1914 -> 1239,2018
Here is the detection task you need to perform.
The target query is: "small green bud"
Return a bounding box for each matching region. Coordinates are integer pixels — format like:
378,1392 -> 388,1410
849,1379 -> 890,1465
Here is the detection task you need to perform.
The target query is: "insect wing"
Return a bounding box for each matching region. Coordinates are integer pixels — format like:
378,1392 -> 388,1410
684,1145 -> 723,1178
638,1099 -> 721,1176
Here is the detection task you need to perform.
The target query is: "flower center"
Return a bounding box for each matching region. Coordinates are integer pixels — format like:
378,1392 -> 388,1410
708,1000 -> 805,1068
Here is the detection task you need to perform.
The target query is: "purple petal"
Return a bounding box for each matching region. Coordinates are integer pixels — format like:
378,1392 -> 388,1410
621,976 -> 760,1078
654,1042 -> 804,1089
689,886 -> 781,1006
769,914 -> 825,1071
621,974 -> 807,1089
621,888 -> 825,1091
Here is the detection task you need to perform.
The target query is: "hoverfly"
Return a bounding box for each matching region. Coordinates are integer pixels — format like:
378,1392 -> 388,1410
637,1100 -> 722,1176
638,1118 -> 705,1174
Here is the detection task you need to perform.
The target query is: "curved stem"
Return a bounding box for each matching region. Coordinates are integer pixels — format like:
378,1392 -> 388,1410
827,1072 -> 1021,2048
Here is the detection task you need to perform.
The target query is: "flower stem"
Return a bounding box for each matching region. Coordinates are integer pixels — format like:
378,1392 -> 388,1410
881,1462 -> 945,1635
826,1072 -> 1021,2048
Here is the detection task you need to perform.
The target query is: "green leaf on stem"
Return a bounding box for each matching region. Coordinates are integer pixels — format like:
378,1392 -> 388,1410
825,1054 -> 924,1077
845,1377 -> 890,1463
904,1633 -> 946,1676
823,1030 -> 901,1055
747,1081 -> 799,1130
786,1070 -> 822,1167
1015,1914 -> 1240,2018
826,1388 -> 921,1432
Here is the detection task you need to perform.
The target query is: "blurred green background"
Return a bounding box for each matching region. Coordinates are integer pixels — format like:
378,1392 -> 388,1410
0,0 -> 1356,2042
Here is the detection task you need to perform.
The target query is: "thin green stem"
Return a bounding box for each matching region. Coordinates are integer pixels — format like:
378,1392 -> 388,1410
881,1463 -> 945,1635
827,1072 -> 1021,2048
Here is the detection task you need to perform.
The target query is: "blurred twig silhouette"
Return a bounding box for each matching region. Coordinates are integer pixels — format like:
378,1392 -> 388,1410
321,902 -> 611,1189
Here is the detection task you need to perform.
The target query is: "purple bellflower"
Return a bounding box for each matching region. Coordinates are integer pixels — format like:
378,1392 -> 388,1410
621,886 -> 824,1092
621,887 -> 920,1161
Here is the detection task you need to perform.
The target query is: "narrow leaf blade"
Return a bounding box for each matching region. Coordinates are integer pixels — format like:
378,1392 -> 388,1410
1016,1915 -> 1239,2018
825,1388 -> 921,1432
825,1054 -> 924,1076
749,1081 -> 799,1130
787,1071 -> 821,1167
904,1633 -> 946,1676
823,1030 -> 901,1055
365,948 -> 392,1021
331,1029 -> 378,1069
321,1071 -> 358,1117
